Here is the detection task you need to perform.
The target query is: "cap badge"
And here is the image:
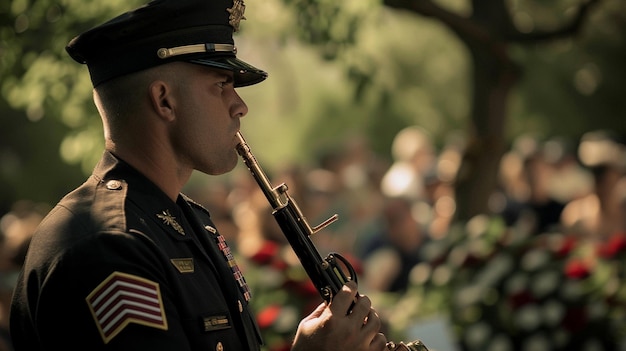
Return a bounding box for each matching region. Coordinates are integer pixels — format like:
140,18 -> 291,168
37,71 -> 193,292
157,209 -> 185,235
227,0 -> 246,32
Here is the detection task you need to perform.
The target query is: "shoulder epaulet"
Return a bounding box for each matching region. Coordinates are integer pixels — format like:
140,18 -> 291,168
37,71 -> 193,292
92,178 -> 128,232
181,193 -> 211,217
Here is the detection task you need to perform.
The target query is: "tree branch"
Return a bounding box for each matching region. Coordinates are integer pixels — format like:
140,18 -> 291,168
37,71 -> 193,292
506,0 -> 602,42
382,0 -> 509,63
383,0 -> 485,40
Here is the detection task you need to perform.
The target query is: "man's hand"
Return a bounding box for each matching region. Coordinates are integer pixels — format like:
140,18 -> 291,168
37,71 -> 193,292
291,281 -> 388,351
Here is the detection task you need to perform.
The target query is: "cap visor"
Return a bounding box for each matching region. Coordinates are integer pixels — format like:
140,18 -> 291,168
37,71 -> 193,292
189,57 -> 267,87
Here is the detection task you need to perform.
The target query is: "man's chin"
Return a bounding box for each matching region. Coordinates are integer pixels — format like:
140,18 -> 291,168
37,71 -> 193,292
203,157 -> 238,176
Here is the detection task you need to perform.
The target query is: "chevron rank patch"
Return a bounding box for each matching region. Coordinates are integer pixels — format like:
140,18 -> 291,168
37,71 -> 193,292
86,271 -> 168,343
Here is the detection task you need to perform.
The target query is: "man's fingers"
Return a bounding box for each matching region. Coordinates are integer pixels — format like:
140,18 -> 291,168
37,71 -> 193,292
329,281 -> 359,315
361,308 -> 382,332
302,301 -> 327,323
371,332 -> 388,351
323,282 -> 389,351
350,294 -> 373,323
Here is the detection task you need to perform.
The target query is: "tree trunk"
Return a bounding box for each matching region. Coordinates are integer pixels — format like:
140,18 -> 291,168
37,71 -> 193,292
454,44 -> 519,221
380,0 -> 597,221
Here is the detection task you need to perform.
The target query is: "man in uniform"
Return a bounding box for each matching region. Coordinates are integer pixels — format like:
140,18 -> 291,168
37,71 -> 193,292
9,0 -> 388,350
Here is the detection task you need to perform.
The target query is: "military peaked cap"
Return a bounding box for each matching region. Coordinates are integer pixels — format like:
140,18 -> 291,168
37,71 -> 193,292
66,0 -> 267,87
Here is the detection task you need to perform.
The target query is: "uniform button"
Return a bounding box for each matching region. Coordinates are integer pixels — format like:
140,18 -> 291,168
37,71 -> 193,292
216,341 -> 224,351
238,300 -> 243,313
106,180 -> 122,190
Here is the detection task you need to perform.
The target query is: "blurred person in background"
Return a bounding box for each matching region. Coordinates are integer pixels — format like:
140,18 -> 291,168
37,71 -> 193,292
9,0 -> 389,350
380,126 -> 436,203
360,197 -> 428,293
311,136 -> 389,258
422,132 -> 464,239
561,130 -> 626,241
493,135 -> 584,235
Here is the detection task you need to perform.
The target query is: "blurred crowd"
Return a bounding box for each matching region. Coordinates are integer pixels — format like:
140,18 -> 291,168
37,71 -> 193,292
2,128 -> 625,350
207,128 -> 626,292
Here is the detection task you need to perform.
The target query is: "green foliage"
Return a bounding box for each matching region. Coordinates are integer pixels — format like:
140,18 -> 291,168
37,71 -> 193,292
280,0 -> 376,56
514,0 -> 626,138
259,2 -> 471,158
0,0 -> 143,211
278,0 -> 625,143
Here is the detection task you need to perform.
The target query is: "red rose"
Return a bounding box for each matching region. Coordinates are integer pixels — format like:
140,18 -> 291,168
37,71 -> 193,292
284,279 -> 319,297
271,258 -> 289,271
299,280 -> 319,296
597,232 -> 626,258
564,259 -> 591,279
251,241 -> 280,265
257,304 -> 282,329
555,236 -> 577,257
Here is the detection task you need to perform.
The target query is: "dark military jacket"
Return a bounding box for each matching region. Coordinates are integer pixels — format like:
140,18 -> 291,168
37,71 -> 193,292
10,151 -> 263,350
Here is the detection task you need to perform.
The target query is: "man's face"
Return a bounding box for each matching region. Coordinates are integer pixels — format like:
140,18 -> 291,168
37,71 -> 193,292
168,63 -> 249,176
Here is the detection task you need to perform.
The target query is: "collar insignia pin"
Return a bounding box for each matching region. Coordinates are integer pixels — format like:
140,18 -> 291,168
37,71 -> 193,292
227,0 -> 246,32
157,210 -> 185,236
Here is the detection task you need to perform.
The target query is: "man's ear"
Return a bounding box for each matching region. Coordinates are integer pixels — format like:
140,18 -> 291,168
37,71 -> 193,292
148,80 -> 175,121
